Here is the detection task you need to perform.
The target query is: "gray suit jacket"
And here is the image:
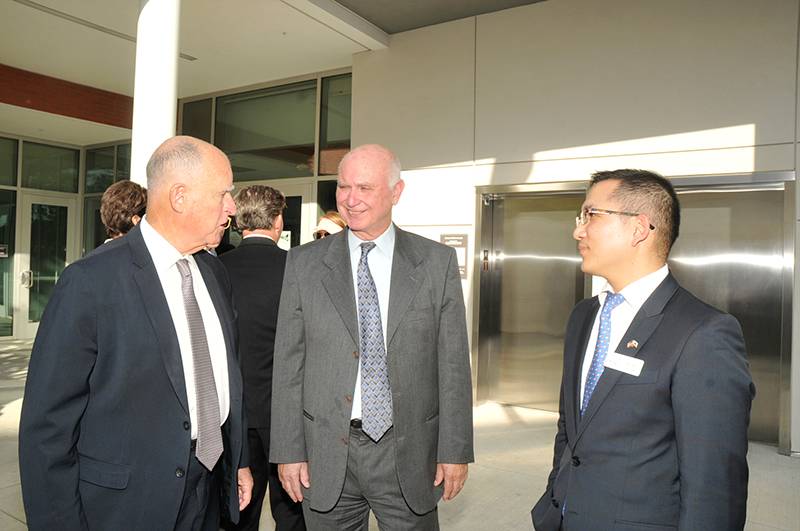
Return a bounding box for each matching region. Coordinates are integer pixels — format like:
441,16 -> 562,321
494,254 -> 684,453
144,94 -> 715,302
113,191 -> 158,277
532,274 -> 754,531
270,226 -> 474,513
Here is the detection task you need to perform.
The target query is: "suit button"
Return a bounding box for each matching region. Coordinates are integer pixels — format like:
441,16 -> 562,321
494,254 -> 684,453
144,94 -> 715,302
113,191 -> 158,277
572,456 -> 581,466
183,421 -> 190,430
551,499 -> 559,508
175,468 -> 185,478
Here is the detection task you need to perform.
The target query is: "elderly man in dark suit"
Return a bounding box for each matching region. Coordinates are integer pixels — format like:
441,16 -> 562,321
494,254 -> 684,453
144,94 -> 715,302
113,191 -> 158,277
532,169 -> 755,531
270,144 -> 474,529
19,136 -> 252,531
220,185 -> 305,531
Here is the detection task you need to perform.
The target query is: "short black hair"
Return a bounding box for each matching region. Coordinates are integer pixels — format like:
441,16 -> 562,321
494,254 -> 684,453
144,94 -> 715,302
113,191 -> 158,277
590,169 -> 680,259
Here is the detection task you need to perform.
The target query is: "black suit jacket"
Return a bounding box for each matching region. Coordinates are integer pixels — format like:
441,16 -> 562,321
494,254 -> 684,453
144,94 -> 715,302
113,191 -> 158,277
220,236 -> 286,429
532,274 -> 754,531
19,225 -> 247,530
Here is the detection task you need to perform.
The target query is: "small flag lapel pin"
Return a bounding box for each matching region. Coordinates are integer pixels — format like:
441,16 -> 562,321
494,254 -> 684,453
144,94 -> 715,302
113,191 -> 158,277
626,340 -> 639,350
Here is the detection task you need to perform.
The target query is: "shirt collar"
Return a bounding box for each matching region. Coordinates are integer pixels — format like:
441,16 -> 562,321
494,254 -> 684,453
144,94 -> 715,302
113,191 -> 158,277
347,223 -> 396,258
140,216 -> 194,273
598,264 -> 669,313
243,233 -> 275,241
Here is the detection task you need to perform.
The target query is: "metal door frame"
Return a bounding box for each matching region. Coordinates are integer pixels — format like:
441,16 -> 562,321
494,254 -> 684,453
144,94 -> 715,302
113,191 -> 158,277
472,171 -> 794,454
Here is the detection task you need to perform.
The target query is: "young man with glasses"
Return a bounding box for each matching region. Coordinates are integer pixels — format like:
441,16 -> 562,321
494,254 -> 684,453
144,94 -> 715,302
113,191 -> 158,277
532,169 -> 754,531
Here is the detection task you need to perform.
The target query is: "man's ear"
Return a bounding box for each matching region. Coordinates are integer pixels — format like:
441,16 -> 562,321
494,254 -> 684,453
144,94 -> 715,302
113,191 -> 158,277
170,183 -> 186,213
631,214 -> 652,247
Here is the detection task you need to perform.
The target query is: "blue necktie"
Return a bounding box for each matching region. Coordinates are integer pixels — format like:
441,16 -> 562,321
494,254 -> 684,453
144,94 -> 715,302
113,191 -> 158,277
581,292 -> 625,415
357,242 -> 393,441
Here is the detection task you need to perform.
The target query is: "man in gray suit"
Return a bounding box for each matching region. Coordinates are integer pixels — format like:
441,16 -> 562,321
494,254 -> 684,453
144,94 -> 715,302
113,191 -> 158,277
270,144 -> 474,529
532,169 -> 755,531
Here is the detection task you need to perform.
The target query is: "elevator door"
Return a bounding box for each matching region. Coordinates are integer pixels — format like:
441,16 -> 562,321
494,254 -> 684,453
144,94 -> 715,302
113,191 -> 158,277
477,185 -> 787,445
477,193 -> 585,411
668,188 -> 786,444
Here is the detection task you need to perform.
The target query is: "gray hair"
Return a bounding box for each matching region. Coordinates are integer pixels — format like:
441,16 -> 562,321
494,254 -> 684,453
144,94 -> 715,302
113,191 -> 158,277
145,138 -> 203,189
234,185 -> 286,231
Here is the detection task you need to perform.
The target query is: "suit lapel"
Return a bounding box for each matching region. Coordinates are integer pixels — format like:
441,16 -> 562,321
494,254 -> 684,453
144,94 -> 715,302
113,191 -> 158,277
129,226 -> 189,415
195,253 -> 239,391
321,232 -> 359,346
386,227 -> 424,347
565,300 -> 598,444
574,274 -> 679,444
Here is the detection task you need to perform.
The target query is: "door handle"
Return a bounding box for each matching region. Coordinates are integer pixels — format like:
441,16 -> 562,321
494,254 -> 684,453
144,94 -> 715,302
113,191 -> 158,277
20,270 -> 32,289
482,250 -> 490,272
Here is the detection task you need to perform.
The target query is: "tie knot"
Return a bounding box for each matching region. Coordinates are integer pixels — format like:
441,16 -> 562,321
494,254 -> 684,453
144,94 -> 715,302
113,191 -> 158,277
604,292 -> 625,311
360,242 -> 376,259
176,258 -> 191,278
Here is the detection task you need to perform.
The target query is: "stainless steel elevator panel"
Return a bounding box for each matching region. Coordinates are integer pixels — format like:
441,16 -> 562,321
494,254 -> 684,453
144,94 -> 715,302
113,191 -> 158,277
477,181 -> 790,447
478,194 -> 585,411
668,188 -> 785,444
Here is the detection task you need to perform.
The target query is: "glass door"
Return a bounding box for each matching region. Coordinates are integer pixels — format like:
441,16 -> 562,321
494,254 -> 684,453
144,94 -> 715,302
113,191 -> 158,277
15,192 -> 78,339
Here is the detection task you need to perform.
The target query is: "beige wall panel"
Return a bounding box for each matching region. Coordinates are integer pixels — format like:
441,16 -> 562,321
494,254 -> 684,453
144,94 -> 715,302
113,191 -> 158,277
352,18 -> 475,169
480,144 -> 795,186
476,0 -> 798,164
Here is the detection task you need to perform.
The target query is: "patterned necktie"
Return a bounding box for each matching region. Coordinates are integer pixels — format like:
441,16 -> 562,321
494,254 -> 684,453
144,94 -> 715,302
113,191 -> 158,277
176,258 -> 223,470
581,292 -> 625,415
357,242 -> 393,441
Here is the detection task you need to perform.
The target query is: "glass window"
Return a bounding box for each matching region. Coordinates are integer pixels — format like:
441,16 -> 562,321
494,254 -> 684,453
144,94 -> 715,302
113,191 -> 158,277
85,146 -> 115,193
182,99 -> 213,142
0,190 -> 15,337
319,74 -> 352,175
0,137 -> 18,187
215,80 -> 317,181
116,143 -> 131,181
22,142 -> 79,193
83,196 -> 105,254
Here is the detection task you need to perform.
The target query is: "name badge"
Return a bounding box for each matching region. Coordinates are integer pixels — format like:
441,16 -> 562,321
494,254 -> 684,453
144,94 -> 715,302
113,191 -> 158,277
604,352 -> 644,376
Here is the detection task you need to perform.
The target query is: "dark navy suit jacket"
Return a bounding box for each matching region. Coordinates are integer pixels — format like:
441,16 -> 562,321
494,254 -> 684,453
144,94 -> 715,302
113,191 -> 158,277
19,225 -> 247,530
532,274 -> 754,531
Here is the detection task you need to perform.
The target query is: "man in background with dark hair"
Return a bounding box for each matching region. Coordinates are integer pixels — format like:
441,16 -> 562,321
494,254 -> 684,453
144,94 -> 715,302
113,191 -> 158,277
532,169 -> 754,531
220,185 -> 305,531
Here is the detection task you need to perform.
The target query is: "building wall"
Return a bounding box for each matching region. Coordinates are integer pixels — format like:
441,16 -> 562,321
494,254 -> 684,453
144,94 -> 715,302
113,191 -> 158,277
351,0 -> 800,451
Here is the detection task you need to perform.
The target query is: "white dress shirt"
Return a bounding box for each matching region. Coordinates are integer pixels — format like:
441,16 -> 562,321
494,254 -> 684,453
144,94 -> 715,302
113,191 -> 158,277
140,217 -> 230,439
348,224 -> 396,419
579,265 -> 669,405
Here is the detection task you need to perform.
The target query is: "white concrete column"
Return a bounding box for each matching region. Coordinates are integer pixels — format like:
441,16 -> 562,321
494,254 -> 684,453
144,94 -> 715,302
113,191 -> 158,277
130,0 -> 181,187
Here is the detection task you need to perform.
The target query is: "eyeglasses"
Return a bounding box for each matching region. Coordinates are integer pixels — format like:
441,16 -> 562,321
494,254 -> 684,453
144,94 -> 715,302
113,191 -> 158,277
575,207 -> 655,230
313,230 -> 330,240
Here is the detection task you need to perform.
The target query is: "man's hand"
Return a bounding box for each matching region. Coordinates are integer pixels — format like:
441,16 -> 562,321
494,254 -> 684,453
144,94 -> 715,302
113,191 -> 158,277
434,463 -> 468,501
237,467 -> 254,511
278,462 -> 310,503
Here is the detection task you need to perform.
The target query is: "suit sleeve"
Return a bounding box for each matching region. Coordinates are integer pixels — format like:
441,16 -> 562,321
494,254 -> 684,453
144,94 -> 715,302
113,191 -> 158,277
672,313 -> 754,530
269,250 -> 308,463
436,248 -> 474,463
19,264 -> 96,530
